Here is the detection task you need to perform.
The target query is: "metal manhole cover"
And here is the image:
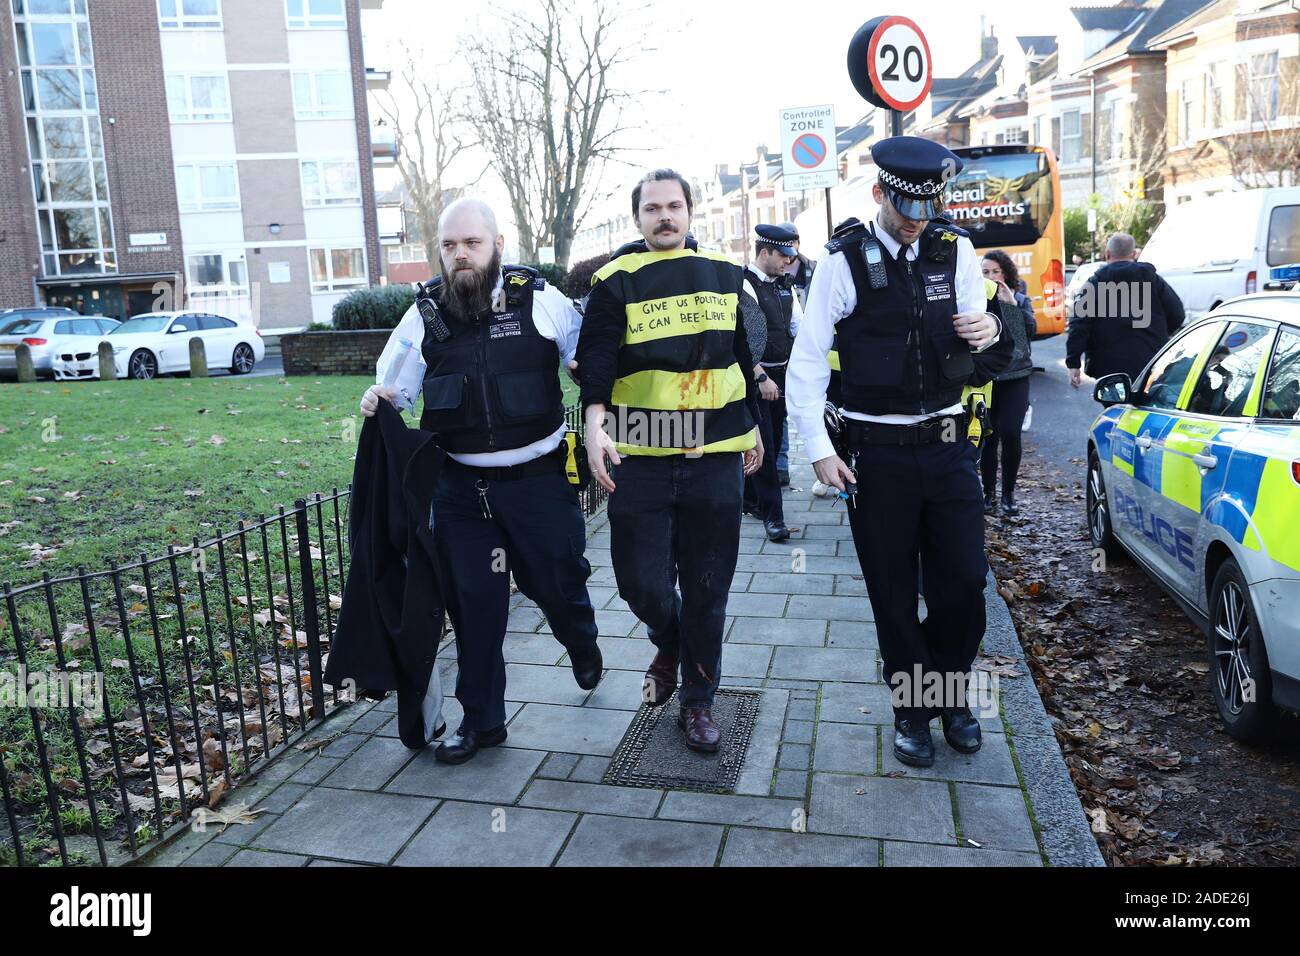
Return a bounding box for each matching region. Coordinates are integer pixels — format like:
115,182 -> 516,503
603,688 -> 762,793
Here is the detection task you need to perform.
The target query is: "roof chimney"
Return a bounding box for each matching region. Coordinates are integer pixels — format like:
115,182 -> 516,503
981,27 -> 998,62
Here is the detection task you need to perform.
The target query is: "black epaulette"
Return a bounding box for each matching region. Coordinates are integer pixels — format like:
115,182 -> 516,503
501,264 -> 544,308
824,221 -> 870,257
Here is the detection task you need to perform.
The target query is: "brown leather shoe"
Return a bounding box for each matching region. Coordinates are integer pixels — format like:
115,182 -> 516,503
642,649 -> 679,707
677,706 -> 721,752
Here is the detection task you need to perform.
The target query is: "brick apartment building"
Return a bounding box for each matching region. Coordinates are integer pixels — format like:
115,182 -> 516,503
0,0 -> 384,331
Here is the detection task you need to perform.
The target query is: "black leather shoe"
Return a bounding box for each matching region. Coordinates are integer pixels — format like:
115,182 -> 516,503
1001,497 -> 1019,516
434,724 -> 507,764
941,706 -> 982,754
764,519 -> 791,542
983,494 -> 997,516
893,718 -> 935,767
778,469 -> 790,487
569,644 -> 603,690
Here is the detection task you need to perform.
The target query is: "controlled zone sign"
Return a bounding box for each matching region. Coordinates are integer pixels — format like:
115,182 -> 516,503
780,104 -> 838,191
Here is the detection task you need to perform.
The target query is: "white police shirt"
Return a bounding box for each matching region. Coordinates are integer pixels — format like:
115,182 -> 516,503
785,214 -> 1001,465
375,272 -> 582,467
742,264 -> 803,368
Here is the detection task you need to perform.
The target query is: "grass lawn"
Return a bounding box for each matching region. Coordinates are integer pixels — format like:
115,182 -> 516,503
0,374 -> 374,587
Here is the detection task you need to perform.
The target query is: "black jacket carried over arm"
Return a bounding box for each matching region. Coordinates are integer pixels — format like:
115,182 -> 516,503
324,399 -> 447,749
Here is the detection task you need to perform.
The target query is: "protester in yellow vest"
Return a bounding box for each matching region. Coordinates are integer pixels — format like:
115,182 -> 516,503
578,169 -> 763,753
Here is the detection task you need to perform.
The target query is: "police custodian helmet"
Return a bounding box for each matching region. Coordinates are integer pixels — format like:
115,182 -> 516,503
870,135 -> 964,222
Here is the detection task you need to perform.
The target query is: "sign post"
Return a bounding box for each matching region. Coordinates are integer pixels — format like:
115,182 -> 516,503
780,104 -> 839,241
847,15 -> 933,137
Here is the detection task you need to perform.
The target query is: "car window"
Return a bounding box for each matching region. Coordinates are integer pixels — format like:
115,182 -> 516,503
207,316 -> 236,329
96,319 -> 118,334
1266,205 -> 1300,267
71,318 -> 100,335
1261,328 -> 1300,421
1185,321 -> 1276,417
1139,322 -> 1221,410
5,319 -> 44,335
53,320 -> 76,334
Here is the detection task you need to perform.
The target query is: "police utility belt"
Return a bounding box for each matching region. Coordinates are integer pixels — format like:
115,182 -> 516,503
845,413 -> 968,447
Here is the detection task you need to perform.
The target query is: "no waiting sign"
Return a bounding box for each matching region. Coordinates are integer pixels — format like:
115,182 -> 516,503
780,104 -> 839,191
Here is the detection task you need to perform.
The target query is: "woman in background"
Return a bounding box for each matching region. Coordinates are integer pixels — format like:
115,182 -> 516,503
979,250 -> 1036,516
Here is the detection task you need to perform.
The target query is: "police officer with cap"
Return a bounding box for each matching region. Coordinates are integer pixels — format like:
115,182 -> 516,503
785,136 -> 1013,767
742,222 -> 802,540
361,198 -> 603,765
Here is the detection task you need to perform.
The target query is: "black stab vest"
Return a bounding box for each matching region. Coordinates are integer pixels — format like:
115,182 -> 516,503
748,270 -> 796,365
831,222 -> 974,415
417,267 -> 565,454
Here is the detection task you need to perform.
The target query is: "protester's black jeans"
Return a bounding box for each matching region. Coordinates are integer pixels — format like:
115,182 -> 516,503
607,452 -> 743,708
980,376 -> 1031,500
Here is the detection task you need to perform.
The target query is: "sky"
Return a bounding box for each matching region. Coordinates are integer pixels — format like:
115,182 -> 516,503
363,0 -> 1081,249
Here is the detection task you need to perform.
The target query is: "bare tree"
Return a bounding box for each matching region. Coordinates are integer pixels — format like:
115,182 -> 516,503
463,0 -> 646,267
1217,61 -> 1300,189
376,43 -> 473,265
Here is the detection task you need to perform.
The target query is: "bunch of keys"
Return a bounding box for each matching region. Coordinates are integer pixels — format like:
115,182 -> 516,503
833,451 -> 859,510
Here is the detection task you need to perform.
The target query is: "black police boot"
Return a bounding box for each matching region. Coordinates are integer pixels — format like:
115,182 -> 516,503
434,724 -> 507,765
983,494 -> 997,516
940,706 -> 982,754
764,519 -> 791,543
569,643 -> 603,691
893,717 -> 935,767
1000,496 -> 1019,517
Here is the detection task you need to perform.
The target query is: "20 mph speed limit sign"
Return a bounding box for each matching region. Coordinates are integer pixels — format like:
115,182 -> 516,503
847,15 -> 933,113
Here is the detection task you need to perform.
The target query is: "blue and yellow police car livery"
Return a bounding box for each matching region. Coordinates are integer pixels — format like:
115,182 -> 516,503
1086,292 -> 1300,742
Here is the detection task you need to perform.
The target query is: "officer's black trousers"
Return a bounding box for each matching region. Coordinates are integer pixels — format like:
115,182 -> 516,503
845,436 -> 988,723
607,452 -> 743,708
744,368 -> 786,524
433,462 -> 598,732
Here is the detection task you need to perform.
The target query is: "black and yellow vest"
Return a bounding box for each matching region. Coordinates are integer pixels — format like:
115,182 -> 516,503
592,247 -> 756,457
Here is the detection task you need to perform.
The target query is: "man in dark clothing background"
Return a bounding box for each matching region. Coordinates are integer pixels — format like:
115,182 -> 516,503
1066,232 -> 1185,387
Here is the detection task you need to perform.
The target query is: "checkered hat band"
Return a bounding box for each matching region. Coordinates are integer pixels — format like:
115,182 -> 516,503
879,168 -> 943,196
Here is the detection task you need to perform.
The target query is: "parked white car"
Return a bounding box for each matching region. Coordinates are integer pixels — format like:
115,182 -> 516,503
104,311 -> 265,380
1140,187 -> 1300,322
0,310 -> 115,379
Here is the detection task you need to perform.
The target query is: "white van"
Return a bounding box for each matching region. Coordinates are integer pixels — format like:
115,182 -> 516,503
1139,187 -> 1300,321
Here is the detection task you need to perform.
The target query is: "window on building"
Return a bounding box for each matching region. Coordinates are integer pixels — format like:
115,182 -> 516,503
1205,62 -> 1226,128
1180,78 -> 1198,141
292,71 -> 352,120
14,0 -> 115,279
1248,52 -> 1280,125
187,251 -> 249,296
165,72 -> 231,122
175,162 -> 240,212
1060,109 -> 1082,163
309,246 -> 367,293
286,0 -> 344,29
300,159 -> 361,206
387,243 -> 427,264
1003,127 -> 1026,145
1032,117 -> 1041,147
158,0 -> 222,30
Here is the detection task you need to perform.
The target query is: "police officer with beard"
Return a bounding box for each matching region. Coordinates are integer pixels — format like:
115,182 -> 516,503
785,137 -> 1013,768
361,198 -> 602,765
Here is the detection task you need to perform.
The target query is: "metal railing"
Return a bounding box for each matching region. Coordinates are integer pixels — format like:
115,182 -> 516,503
1,404 -> 605,867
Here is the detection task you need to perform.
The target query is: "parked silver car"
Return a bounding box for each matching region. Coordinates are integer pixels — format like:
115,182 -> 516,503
0,310 -> 119,379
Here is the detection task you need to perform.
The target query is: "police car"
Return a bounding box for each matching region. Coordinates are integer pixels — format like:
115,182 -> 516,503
1085,290 -> 1300,742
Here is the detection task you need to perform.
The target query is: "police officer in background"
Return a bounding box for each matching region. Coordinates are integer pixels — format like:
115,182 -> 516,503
785,137 -> 1013,768
742,223 -> 802,541
361,198 -> 602,765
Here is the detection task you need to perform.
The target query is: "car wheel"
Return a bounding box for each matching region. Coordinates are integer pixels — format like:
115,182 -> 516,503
230,343 -> 255,375
127,349 -> 157,380
1207,558 -> 1274,743
1086,450 -> 1124,561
